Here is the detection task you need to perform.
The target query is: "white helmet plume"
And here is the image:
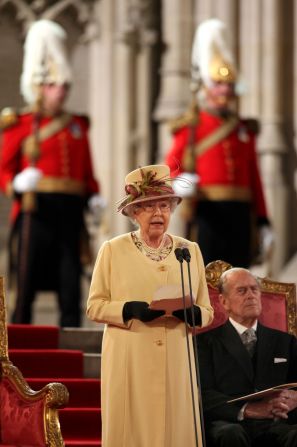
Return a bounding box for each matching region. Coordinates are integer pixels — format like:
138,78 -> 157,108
20,19 -> 72,104
191,18 -> 237,87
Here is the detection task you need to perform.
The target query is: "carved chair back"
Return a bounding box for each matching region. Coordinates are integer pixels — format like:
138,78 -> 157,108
200,260 -> 297,336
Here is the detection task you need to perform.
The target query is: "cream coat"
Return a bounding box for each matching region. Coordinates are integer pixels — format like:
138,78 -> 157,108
87,233 -> 213,447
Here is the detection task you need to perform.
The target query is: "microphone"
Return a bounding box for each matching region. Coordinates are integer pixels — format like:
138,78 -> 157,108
182,247 -> 191,263
182,246 -> 207,447
174,247 -> 184,263
175,246 -> 199,447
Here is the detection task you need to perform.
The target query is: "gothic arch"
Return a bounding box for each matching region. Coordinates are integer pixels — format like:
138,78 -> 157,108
0,0 -> 99,41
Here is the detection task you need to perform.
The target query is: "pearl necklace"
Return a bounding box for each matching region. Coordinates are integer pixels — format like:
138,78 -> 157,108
132,231 -> 173,261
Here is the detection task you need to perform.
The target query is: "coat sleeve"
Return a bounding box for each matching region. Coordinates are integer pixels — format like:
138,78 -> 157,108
193,242 -> 214,328
165,127 -> 189,176
197,333 -> 244,422
0,122 -> 25,195
75,116 -> 100,196
247,133 -> 269,224
86,241 -> 130,328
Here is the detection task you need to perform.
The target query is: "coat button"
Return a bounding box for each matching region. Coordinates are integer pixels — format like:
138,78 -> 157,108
156,340 -> 163,346
158,266 -> 166,272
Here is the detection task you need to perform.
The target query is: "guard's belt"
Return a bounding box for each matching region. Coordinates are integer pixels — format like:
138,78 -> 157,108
36,177 -> 85,195
197,185 -> 252,202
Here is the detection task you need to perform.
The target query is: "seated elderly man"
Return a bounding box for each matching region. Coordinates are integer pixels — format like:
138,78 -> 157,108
197,267 -> 297,447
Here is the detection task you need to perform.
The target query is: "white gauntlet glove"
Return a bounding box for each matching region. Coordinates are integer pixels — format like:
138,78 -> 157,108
173,172 -> 199,198
259,225 -> 275,259
13,167 -> 43,193
88,194 -> 107,224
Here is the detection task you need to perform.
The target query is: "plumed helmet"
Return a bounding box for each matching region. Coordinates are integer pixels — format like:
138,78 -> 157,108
191,18 -> 237,87
20,19 -> 72,104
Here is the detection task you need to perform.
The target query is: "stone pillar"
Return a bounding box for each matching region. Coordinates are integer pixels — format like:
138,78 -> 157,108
257,0 -> 289,274
154,0 -> 194,161
88,2 -> 159,242
238,0 -> 261,116
134,38 -> 153,167
88,0 -> 120,244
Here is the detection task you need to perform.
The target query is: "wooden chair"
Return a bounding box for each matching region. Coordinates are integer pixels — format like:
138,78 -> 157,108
0,276 -> 69,447
200,260 -> 297,336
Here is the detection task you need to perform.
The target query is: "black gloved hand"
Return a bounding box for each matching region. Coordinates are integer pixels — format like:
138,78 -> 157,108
123,301 -> 165,322
172,305 -> 201,327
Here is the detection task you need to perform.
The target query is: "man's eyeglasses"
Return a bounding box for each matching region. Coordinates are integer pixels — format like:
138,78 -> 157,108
134,200 -> 172,214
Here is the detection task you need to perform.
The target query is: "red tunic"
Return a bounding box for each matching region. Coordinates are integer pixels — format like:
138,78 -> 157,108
0,111 -> 99,221
165,110 -> 268,221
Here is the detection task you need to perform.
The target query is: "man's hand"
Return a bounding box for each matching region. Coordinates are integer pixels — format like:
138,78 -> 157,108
244,390 -> 297,420
13,167 -> 43,193
271,390 -> 297,416
173,172 -> 199,198
88,194 -> 107,224
259,225 -> 274,260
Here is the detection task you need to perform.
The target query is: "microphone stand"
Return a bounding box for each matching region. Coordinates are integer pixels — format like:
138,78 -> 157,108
174,248 -> 199,447
182,247 -> 206,447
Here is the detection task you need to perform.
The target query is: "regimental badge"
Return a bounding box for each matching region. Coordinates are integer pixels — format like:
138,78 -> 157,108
69,122 -> 82,139
238,125 -> 249,143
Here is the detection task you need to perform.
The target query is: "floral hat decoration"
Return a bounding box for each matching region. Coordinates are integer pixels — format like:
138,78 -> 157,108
117,165 -> 182,216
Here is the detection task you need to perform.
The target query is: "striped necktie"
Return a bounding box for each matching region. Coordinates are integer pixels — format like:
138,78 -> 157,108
241,328 -> 257,357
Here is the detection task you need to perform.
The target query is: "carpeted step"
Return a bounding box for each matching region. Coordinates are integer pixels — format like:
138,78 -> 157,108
8,324 -> 59,349
27,378 -> 101,407
9,349 -> 84,378
60,407 -> 101,439
64,440 -> 102,446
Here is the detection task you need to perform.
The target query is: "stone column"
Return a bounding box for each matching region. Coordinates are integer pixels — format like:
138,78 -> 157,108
238,0 -> 261,116
154,0 -> 194,161
134,37 -> 153,168
257,0 -> 289,274
88,0 -> 121,244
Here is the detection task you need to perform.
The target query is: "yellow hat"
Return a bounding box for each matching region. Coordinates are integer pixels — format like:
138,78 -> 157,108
117,165 -> 182,216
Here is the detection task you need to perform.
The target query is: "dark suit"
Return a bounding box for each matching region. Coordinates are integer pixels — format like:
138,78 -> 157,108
197,321 -> 297,446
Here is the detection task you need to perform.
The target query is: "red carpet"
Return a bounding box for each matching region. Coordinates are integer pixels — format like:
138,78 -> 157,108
8,324 -> 101,447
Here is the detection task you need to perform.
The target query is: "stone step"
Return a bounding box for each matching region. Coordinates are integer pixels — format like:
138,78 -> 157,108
60,327 -> 103,378
84,352 -> 101,378
60,327 -> 104,353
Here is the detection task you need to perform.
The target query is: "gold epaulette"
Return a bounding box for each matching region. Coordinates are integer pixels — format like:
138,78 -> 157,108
167,104 -> 199,134
242,118 -> 260,135
0,107 -> 18,129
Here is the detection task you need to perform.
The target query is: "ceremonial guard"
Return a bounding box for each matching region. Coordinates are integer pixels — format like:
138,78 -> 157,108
0,20 -> 102,326
165,18 -> 273,268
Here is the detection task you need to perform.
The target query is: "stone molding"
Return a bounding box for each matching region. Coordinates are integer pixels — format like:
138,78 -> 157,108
0,0 -> 99,41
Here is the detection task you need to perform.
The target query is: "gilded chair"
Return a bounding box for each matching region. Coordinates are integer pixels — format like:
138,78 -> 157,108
0,276 -> 69,446
201,260 -> 297,336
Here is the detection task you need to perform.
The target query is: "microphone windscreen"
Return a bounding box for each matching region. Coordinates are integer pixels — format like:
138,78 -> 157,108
182,248 -> 191,262
174,248 -> 184,262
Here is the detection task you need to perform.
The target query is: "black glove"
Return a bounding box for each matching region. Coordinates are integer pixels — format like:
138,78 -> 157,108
172,305 -> 201,327
123,301 -> 165,322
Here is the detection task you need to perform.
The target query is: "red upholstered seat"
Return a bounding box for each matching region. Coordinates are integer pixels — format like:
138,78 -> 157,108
198,260 -> 297,336
0,277 -> 69,447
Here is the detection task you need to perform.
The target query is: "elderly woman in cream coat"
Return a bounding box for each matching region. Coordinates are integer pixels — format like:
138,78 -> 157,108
87,164 -> 213,447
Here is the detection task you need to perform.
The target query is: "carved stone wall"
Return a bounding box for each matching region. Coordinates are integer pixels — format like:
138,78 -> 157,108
0,0 -> 297,278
